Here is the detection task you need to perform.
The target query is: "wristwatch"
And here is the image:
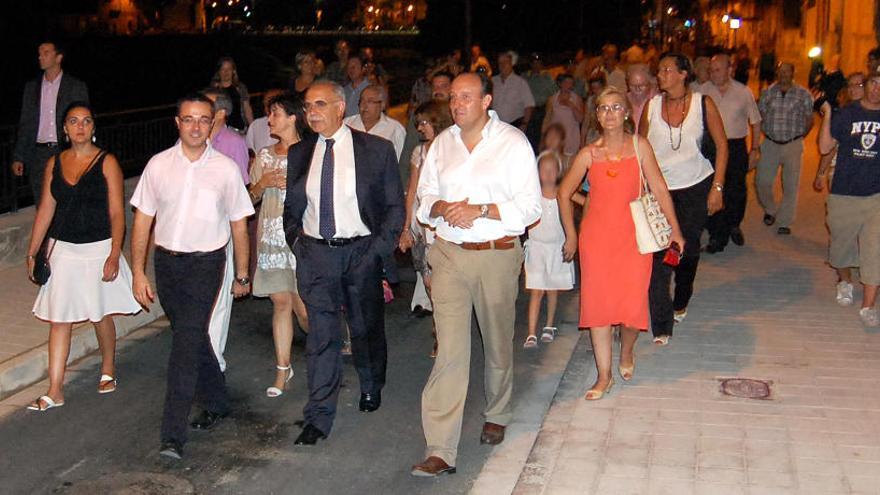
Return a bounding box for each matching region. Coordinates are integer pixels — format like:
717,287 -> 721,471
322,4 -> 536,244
479,204 -> 490,218
235,276 -> 251,286
712,182 -> 724,192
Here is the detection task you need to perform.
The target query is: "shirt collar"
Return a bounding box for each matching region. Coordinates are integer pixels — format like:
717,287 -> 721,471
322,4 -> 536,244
320,123 -> 350,144
450,110 -> 501,139
175,139 -> 214,165
43,71 -> 63,85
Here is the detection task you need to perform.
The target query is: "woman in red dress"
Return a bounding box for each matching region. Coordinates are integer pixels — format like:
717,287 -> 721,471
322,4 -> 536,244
558,87 -> 684,400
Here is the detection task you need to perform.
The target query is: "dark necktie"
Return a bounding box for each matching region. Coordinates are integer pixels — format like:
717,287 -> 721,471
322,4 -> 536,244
319,138 -> 336,239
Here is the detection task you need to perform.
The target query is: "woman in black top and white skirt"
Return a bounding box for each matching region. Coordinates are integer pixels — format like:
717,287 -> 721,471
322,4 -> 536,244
25,102 -> 141,411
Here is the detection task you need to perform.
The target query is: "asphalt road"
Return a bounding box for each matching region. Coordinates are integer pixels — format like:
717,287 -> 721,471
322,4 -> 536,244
0,268 -> 578,495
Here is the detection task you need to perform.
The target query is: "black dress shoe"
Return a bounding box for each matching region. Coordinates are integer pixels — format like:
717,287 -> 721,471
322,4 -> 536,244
777,227 -> 791,235
704,242 -> 724,254
294,423 -> 327,445
190,410 -> 227,431
415,307 -> 433,318
763,213 -> 776,226
730,228 -> 745,246
159,440 -> 183,460
359,392 -> 381,412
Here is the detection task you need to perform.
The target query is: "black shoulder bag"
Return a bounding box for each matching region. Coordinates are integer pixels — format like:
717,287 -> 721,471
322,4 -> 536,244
31,151 -> 106,286
699,94 -> 717,166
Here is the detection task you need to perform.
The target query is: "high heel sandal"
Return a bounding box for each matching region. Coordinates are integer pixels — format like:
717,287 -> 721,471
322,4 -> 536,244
584,378 -> 615,401
266,365 -> 294,398
619,356 -> 635,381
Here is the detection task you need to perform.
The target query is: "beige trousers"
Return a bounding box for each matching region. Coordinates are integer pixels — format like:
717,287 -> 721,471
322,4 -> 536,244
421,237 -> 524,466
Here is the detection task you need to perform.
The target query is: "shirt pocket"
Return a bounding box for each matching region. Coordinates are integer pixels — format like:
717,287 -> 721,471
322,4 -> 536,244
194,188 -> 221,221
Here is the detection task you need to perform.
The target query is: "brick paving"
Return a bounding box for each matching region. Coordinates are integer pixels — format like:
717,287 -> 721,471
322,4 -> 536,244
508,145 -> 880,494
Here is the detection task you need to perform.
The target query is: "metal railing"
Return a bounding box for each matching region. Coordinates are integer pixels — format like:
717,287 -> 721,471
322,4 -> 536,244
0,105 -> 181,214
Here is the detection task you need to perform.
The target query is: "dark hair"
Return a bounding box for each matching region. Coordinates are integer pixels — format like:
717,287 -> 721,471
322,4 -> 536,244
659,51 -> 694,84
268,92 -> 308,138
415,100 -> 453,135
869,47 -> 880,60
432,71 -> 454,83
556,73 -> 575,86
348,54 -> 363,66
176,92 -> 215,116
540,122 -> 567,152
63,100 -> 94,120
587,72 -> 607,86
476,72 -> 493,96
42,40 -> 66,57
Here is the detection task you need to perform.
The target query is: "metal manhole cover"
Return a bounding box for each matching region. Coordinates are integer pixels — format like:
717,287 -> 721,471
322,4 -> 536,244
718,378 -> 773,400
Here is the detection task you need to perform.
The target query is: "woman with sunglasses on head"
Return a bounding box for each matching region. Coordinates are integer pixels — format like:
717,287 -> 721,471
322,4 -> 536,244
210,56 -> 254,132
25,101 -> 141,411
559,87 -> 683,400
639,53 -> 728,346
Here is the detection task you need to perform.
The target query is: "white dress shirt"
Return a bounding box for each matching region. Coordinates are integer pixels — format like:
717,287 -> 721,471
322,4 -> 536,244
417,111 -> 542,243
245,116 -> 277,153
303,125 -> 371,239
130,142 -> 255,252
698,80 -> 761,140
344,113 -> 406,160
491,73 -> 536,123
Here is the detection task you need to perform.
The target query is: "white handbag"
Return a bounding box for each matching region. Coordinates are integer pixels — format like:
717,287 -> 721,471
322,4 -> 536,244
629,135 -> 672,254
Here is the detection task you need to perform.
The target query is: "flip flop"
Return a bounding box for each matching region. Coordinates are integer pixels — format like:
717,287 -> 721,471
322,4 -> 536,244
98,374 -> 117,394
27,395 -> 65,412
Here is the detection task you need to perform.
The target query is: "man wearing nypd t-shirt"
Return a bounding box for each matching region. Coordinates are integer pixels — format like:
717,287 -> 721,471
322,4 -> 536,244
817,71 -> 880,327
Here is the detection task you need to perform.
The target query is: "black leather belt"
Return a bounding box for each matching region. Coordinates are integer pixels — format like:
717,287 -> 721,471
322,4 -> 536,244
156,245 -> 225,257
35,142 -> 59,148
302,234 -> 369,248
766,135 -> 802,145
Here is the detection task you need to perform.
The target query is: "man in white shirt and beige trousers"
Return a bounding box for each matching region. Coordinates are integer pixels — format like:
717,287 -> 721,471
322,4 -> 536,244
411,73 -> 542,477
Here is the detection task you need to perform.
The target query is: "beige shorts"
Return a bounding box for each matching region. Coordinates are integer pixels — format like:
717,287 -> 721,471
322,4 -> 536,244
827,193 -> 880,285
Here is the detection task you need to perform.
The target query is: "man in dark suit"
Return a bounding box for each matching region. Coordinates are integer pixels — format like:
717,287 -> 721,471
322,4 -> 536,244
283,81 -> 404,445
11,41 -> 89,204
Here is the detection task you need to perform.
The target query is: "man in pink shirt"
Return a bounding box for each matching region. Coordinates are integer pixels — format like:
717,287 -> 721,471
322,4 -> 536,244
130,93 -> 254,460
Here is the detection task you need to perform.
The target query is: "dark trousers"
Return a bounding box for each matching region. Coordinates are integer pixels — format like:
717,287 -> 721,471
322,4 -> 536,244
649,176 -> 712,337
28,146 -> 56,205
155,247 -> 229,445
706,138 -> 748,246
293,236 -> 386,435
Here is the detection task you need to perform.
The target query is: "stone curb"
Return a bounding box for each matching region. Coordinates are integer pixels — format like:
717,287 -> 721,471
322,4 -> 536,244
0,305 -> 165,401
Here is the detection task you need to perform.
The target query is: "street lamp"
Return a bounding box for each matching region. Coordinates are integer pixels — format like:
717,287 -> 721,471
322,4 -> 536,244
729,16 -> 741,47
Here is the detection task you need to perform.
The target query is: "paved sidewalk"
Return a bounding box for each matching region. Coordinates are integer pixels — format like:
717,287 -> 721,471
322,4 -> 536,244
506,153 -> 880,493
0,177 -> 164,400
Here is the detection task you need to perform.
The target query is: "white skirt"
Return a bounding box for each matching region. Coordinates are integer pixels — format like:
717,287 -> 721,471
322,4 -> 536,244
32,239 -> 142,323
524,239 -> 575,290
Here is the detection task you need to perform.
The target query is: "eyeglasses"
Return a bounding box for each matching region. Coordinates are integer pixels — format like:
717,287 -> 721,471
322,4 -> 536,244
303,99 -> 342,112
179,116 -> 212,126
597,103 -> 626,114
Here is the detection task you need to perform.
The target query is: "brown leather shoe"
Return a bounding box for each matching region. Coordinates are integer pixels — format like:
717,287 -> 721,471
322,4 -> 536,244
411,456 -> 456,477
480,422 -> 506,445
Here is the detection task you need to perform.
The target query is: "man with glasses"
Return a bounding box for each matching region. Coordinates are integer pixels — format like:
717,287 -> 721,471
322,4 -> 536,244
756,62 -> 814,235
700,53 -> 762,252
816,73 -> 880,327
411,73 -> 541,477
344,85 -> 406,160
282,81 -> 404,446
130,93 -> 254,460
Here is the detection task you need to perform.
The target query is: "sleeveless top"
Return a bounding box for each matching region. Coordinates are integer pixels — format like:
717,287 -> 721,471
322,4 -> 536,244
645,92 -> 714,190
49,151 -> 111,244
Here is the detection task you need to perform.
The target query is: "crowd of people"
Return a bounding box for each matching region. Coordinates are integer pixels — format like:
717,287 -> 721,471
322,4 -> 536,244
10,37 -> 880,476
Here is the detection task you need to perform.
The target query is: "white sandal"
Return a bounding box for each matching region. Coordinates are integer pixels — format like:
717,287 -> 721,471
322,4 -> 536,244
653,335 -> 670,346
523,335 -> 538,349
541,326 -> 557,343
266,365 -> 294,398
98,374 -> 117,394
27,395 -> 65,412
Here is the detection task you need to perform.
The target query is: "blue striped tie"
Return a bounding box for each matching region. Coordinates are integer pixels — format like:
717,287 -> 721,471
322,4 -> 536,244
319,138 -> 336,239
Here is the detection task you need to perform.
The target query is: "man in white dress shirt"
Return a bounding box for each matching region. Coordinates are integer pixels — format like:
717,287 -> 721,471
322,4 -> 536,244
130,93 -> 254,460
343,85 -> 406,160
700,53 -> 762,252
411,73 -> 541,477
491,51 -> 535,132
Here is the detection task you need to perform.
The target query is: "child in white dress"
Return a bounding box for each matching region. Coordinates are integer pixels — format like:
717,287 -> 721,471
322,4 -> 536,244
524,151 -> 575,348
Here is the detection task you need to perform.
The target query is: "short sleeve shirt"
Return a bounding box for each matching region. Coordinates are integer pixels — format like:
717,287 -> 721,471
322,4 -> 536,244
830,103 -> 880,196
